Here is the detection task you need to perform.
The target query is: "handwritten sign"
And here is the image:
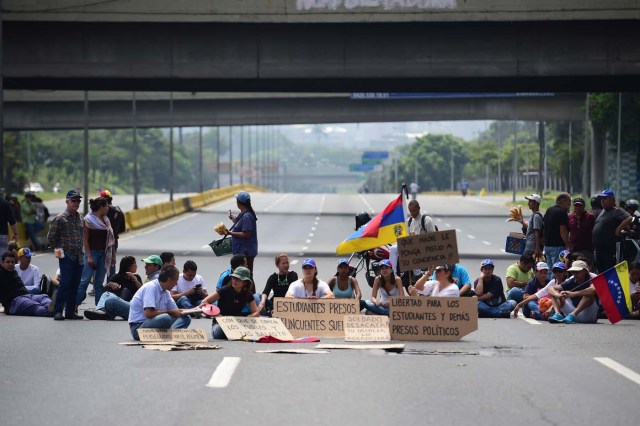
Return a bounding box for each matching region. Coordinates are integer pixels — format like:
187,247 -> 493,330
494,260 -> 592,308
389,297 -> 477,341
396,230 -> 459,272
273,298 -> 359,338
344,315 -> 391,342
138,328 -> 208,343
215,317 -> 294,341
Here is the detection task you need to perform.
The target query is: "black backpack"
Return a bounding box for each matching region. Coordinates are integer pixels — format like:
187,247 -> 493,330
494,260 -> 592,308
408,215 -> 438,232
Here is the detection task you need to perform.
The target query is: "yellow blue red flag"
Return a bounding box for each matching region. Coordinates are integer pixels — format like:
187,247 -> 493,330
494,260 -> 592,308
336,194 -> 408,255
592,261 -> 632,324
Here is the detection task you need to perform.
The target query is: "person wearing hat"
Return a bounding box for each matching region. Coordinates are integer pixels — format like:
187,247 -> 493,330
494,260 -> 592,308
128,265 -> 192,340
363,259 -> 403,315
542,192 -> 571,276
592,189 -> 632,273
0,187 -> 18,255
47,189 -> 85,320
475,259 -> 516,318
199,266 -> 260,339
409,265 -> 460,298
141,255 -> 163,282
546,259 -> 598,324
101,189 -> 126,276
568,197 -> 595,263
327,258 -> 363,303
286,258 -> 335,299
522,194 -> 543,259
513,262 -> 567,320
511,262 -> 549,319
259,253 -> 298,316
226,192 -> 258,274
0,251 -> 53,317
15,248 -> 41,295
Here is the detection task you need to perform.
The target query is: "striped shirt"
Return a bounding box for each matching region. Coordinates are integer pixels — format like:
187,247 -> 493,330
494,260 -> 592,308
47,209 -> 84,262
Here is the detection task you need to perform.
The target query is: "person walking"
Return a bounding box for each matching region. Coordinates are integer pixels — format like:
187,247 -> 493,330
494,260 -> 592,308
226,191 -> 258,274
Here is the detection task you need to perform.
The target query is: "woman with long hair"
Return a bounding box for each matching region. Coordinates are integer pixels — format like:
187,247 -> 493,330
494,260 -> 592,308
409,265 -> 460,297
226,191 -> 258,274
285,258 -> 334,299
106,255 -> 143,301
364,259 -> 404,315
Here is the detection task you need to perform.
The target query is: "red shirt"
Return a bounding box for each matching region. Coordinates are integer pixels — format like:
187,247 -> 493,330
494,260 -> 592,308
568,211 -> 595,252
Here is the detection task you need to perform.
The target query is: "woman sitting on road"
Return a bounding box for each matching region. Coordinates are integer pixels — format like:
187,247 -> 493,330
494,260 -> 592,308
364,259 -> 404,315
285,258 -> 334,299
327,258 -> 365,310
259,253 -> 298,315
409,265 -> 460,297
199,266 -> 260,339
106,256 -> 143,302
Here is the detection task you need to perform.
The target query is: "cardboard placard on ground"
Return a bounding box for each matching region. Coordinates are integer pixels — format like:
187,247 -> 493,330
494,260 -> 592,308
389,296 -> 478,341
396,230 -> 459,272
344,315 -> 391,342
137,328 -> 208,343
215,316 -> 293,341
272,298 -> 359,338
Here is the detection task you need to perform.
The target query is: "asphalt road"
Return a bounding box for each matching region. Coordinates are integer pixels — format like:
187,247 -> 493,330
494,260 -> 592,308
2,192 -> 639,426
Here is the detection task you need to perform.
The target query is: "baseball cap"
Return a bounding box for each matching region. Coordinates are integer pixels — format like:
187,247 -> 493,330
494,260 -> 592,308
142,255 -> 162,267
559,250 -> 570,262
481,259 -> 495,268
573,197 -> 585,206
552,262 -> 566,271
337,258 -> 349,266
535,261 -> 548,271
627,199 -> 639,207
302,258 -> 316,268
597,189 -> 615,198
230,266 -> 253,283
66,189 -> 82,199
17,248 -> 32,258
235,191 -> 251,204
567,260 -> 589,272
525,194 -> 541,204
379,259 -> 391,268
100,189 -> 112,199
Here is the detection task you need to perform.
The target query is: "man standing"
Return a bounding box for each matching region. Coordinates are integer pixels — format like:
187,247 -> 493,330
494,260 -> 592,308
101,190 -> 126,276
47,189 -> 84,321
542,192 -> 571,274
0,252 -> 52,317
409,182 -> 419,200
0,188 -> 18,254
389,199 -> 435,276
142,255 -> 162,282
521,194 -> 543,259
128,265 -> 191,341
568,197 -> 596,263
16,248 -> 41,294
22,192 -> 43,251
592,189 -> 632,273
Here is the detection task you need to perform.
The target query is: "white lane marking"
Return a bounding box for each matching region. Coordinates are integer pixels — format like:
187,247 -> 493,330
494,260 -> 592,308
308,233 -> 314,237
311,227 -> 316,231
206,357 -> 241,388
302,246 -> 308,250
500,249 -> 506,253
359,194 -> 375,213
520,317 -> 541,325
291,260 -> 299,265
594,357 -> 640,386
482,241 -> 491,246
467,235 -> 476,240
119,212 -> 198,241
445,223 -> 451,227
456,229 -> 462,233
201,244 -> 210,249
315,217 -> 320,221
436,218 -> 443,222
306,239 -> 312,244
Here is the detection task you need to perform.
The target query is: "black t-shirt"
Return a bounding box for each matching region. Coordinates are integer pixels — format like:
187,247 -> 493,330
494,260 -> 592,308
0,199 -> 16,235
0,268 -> 29,310
473,275 -> 505,307
216,284 -> 254,317
262,271 -> 298,299
560,274 -> 595,306
592,207 -> 630,245
107,273 -> 143,297
543,205 -> 569,247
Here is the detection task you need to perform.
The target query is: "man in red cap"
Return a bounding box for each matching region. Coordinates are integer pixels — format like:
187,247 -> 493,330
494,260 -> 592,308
101,190 -> 126,276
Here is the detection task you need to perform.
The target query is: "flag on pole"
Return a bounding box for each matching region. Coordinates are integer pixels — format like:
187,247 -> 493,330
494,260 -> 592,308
591,261 -> 632,324
336,193 -> 408,255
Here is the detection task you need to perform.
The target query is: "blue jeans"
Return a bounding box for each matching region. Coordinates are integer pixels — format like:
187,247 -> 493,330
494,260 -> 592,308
364,300 -> 390,315
55,256 -> 84,315
477,300 -> 517,318
523,300 -> 541,319
77,250 -> 107,306
544,246 -> 564,280
104,297 -> 130,320
507,287 -> 524,304
25,221 -> 43,250
129,314 -> 191,340
212,324 -> 227,339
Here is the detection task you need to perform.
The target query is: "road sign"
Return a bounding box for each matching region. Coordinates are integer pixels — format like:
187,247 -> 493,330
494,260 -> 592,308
362,151 -> 389,159
349,164 -> 374,172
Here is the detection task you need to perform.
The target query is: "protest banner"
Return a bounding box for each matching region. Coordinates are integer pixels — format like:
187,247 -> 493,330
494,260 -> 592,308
138,328 -> 208,343
396,230 -> 459,272
389,296 -> 477,341
272,298 -> 359,338
344,315 -> 391,342
215,316 -> 294,341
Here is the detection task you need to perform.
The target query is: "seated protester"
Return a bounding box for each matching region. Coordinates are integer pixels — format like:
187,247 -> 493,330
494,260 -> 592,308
128,265 -> 191,341
475,259 -> 516,318
198,267 -> 260,339
512,262 -> 549,319
0,251 -> 52,317
327,258 -> 364,309
106,256 -> 143,302
15,248 -> 41,294
83,281 -> 131,321
628,261 -> 640,319
505,253 -> 535,304
409,265 -> 460,297
171,260 -> 208,309
514,262 -> 567,320
363,259 -> 404,315
547,260 -> 598,324
142,255 -> 162,282
160,251 -> 176,268
428,263 -> 474,296
286,258 -> 335,299
216,254 -> 247,290
259,253 -> 298,315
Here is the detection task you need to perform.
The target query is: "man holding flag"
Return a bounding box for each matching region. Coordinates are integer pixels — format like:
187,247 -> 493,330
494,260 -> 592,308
547,260 -> 598,324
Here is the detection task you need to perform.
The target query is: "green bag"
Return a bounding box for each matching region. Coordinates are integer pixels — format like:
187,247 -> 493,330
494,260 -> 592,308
209,236 -> 232,257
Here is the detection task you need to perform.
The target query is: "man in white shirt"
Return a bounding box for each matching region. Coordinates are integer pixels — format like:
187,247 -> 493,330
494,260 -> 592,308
171,260 -> 209,309
390,200 -> 436,275
16,248 -> 41,294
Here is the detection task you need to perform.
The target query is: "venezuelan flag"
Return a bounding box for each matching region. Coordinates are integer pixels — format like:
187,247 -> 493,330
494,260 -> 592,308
336,194 -> 408,255
592,261 -> 632,324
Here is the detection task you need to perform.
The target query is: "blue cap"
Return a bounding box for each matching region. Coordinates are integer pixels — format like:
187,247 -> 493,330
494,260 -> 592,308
597,189 -> 615,198
552,262 -> 566,271
559,250 -> 570,261
302,258 -> 316,268
481,259 -> 495,268
66,189 -> 82,199
235,191 -> 251,204
379,259 -> 391,268
337,258 -> 349,266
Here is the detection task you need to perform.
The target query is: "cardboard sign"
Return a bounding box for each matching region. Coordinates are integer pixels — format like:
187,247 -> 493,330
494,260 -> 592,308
215,316 -> 294,341
137,328 -> 208,343
272,298 -> 359,338
344,315 -> 391,342
396,230 -> 459,272
389,296 -> 477,341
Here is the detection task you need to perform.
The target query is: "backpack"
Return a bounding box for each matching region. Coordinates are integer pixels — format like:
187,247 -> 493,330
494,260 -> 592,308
39,274 -> 54,297
408,215 -> 439,232
216,268 -> 233,290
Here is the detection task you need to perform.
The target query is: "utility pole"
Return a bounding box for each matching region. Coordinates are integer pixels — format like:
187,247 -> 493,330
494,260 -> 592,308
169,92 -> 174,201
616,92 -> 622,196
83,91 -> 89,215
132,92 -> 139,209
512,120 -> 518,203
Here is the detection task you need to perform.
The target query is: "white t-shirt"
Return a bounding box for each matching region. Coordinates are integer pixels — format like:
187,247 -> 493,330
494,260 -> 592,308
173,274 -> 206,294
377,283 -> 400,303
287,280 -> 331,298
17,264 -> 40,288
535,279 -> 557,299
408,213 -> 436,235
128,279 -> 178,324
418,280 -> 460,297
